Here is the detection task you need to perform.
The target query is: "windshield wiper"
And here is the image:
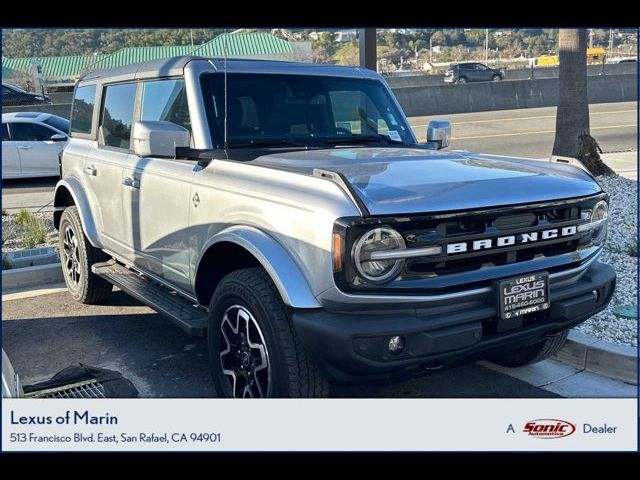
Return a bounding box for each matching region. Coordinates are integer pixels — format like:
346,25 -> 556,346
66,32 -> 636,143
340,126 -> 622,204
323,134 -> 405,146
228,139 -> 309,148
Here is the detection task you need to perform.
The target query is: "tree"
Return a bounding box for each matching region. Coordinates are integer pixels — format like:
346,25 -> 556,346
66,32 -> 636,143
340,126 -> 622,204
312,32 -> 336,63
552,29 -> 614,176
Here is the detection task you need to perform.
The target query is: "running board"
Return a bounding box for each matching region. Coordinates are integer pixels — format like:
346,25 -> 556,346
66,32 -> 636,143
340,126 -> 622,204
92,260 -> 207,337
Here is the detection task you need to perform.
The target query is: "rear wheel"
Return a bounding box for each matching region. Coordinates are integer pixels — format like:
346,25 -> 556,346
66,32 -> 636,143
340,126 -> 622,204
59,206 -> 112,304
487,331 -> 568,367
492,74 -> 502,81
208,267 -> 329,398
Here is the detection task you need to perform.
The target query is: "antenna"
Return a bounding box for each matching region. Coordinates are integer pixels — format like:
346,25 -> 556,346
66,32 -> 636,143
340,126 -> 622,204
224,29 -> 228,150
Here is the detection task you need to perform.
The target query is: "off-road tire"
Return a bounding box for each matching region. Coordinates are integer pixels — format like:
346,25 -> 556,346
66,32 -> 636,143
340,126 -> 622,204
59,206 -> 112,304
208,267 -> 329,398
487,330 -> 569,368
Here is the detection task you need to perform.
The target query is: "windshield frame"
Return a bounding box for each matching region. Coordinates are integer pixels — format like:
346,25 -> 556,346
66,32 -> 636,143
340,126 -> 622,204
199,72 -> 417,151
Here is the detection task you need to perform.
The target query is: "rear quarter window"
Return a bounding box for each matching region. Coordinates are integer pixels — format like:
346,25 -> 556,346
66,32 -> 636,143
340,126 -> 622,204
71,85 -> 97,135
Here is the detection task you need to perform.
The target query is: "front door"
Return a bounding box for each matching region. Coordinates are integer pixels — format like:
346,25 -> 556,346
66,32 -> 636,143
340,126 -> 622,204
120,78 -> 194,292
9,121 -> 61,177
122,157 -> 194,292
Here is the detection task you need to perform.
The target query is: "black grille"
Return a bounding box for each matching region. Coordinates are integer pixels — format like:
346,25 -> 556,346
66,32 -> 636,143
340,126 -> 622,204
402,206 -> 584,278
336,194 -> 607,294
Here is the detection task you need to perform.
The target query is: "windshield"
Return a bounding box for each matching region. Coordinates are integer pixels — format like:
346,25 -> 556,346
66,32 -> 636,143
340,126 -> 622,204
201,73 -> 413,149
42,115 -> 70,134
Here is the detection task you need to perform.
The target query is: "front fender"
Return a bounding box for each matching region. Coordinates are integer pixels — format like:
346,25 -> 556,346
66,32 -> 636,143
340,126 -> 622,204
54,177 -> 102,249
198,226 -> 321,309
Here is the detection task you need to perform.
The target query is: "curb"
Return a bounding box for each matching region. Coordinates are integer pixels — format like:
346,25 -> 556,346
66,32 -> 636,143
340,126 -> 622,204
554,330 -> 637,385
5,247 -> 58,269
1,263 -> 63,291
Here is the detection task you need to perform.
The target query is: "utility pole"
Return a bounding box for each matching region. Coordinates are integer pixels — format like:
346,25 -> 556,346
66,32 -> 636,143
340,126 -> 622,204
190,29 -> 194,48
429,35 -> 433,64
485,28 -> 489,64
358,29 -> 377,71
588,29 -> 594,48
607,28 -> 614,59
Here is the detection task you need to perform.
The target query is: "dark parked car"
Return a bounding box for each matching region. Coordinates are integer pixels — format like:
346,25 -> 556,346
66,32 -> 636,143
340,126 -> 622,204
2,83 -> 51,106
444,63 -> 504,84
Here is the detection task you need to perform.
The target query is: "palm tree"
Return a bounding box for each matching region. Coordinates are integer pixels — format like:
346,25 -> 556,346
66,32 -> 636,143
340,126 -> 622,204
552,29 -> 614,176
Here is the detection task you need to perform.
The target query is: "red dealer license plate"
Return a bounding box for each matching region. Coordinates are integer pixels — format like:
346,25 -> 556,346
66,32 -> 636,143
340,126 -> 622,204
497,272 -> 550,320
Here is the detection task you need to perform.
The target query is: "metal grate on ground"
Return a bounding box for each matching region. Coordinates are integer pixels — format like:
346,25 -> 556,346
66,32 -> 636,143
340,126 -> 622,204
25,379 -> 106,399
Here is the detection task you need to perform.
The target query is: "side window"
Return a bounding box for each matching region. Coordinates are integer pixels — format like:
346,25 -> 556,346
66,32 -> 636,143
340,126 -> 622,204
140,79 -> 191,132
2,123 -> 9,141
329,91 -> 389,135
71,85 -> 97,135
2,86 -> 13,96
11,122 -> 56,141
100,83 -> 137,150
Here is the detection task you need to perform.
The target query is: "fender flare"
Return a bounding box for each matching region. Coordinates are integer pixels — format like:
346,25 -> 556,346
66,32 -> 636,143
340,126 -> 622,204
54,177 -> 103,249
197,226 -> 321,309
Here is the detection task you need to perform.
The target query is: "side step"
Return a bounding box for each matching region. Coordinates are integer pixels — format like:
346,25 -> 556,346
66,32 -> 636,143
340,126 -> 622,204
92,260 -> 207,337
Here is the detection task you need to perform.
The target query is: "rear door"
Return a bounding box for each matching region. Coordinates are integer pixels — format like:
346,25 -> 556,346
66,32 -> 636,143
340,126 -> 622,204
460,64 -> 474,81
9,121 -> 62,177
83,82 -> 138,257
1,122 -> 21,178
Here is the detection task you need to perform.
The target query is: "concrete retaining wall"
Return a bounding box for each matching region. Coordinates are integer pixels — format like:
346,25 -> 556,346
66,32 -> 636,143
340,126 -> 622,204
393,73 -> 637,117
384,62 -> 637,88
48,92 -> 73,104
3,73 -> 636,120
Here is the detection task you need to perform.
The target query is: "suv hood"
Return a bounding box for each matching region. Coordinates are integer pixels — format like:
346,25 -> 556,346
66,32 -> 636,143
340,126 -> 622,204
251,147 -> 601,215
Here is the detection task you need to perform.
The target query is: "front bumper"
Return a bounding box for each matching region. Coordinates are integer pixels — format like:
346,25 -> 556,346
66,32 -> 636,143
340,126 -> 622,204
293,261 -> 616,383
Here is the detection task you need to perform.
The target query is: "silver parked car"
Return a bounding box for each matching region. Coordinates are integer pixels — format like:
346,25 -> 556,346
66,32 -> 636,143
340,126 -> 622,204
54,57 -> 615,398
2,112 -> 68,179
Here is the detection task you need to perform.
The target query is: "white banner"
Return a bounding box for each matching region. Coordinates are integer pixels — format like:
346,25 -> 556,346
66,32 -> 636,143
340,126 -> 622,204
2,398 -> 637,451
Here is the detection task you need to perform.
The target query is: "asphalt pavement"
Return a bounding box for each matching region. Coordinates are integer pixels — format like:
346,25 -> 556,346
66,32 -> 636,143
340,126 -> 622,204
2,289 -> 559,398
409,101 -> 637,158
2,101 -> 636,212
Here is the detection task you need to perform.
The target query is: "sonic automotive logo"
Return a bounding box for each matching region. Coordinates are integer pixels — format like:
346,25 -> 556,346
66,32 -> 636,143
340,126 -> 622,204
523,419 -> 576,438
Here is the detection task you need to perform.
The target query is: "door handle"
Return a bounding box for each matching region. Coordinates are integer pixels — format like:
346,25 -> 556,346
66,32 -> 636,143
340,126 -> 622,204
123,176 -> 140,189
17,145 -> 32,150
84,165 -> 97,176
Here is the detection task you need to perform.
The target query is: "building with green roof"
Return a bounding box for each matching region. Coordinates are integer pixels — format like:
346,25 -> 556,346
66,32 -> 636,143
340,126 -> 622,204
2,32 -> 304,88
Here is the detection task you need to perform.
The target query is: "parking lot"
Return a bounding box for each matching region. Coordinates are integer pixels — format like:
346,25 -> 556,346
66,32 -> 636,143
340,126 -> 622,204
2,102 -> 637,399
2,288 -> 562,398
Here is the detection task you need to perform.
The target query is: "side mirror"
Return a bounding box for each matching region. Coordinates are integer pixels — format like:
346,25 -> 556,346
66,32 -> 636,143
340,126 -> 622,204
50,133 -> 67,142
132,121 -> 190,158
425,120 -> 451,150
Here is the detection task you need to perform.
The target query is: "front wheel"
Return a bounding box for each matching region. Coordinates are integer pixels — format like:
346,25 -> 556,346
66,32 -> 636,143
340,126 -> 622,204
59,206 -> 112,304
457,77 -> 467,84
487,330 -> 568,368
208,267 -> 329,398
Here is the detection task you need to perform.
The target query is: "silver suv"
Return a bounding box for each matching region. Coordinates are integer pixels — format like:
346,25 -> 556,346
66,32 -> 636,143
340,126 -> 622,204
55,56 -> 615,398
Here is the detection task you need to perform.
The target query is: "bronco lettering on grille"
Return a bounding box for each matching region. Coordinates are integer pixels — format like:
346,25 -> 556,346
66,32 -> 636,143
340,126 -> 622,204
446,225 -> 577,255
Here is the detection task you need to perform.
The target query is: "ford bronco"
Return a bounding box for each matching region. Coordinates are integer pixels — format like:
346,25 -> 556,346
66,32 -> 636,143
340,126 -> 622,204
54,56 -> 616,398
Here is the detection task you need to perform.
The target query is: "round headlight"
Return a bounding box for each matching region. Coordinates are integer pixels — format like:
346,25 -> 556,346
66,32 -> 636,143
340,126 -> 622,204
591,200 -> 608,245
352,227 -> 406,284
